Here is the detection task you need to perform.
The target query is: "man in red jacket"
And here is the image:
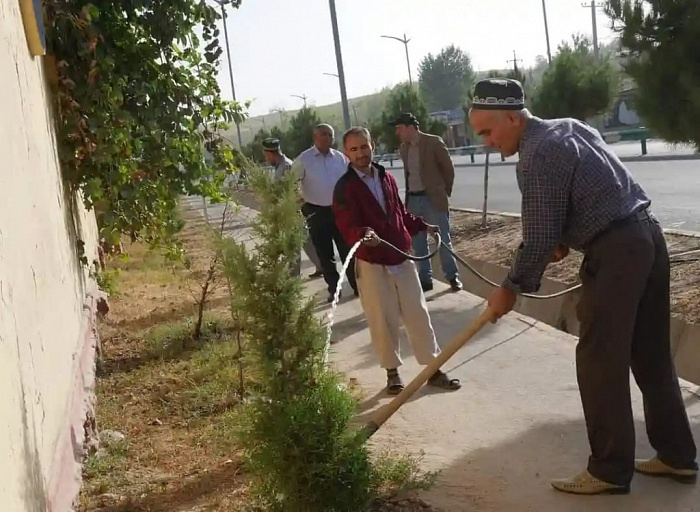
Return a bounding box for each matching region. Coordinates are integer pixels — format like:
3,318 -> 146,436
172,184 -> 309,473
333,127 -> 461,395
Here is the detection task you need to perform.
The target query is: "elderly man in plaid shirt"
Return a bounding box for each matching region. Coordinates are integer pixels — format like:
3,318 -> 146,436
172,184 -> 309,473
468,78 -> 697,496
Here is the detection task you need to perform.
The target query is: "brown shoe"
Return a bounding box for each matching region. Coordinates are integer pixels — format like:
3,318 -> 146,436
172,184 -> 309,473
635,456 -> 698,483
550,470 -> 629,495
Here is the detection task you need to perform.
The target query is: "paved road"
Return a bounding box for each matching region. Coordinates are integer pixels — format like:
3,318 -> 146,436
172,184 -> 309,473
388,142 -> 700,231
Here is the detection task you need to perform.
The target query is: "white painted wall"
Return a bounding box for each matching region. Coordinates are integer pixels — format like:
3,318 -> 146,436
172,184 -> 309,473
0,1 -> 100,510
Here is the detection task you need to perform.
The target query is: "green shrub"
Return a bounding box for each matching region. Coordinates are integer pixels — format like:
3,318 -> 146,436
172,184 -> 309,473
222,168 -> 378,511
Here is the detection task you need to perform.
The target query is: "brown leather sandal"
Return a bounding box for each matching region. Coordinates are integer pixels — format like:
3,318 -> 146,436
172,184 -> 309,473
428,370 -> 461,390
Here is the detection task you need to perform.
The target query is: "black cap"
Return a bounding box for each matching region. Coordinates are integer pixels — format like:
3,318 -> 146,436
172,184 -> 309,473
471,78 -> 525,110
261,137 -> 281,151
388,112 -> 419,127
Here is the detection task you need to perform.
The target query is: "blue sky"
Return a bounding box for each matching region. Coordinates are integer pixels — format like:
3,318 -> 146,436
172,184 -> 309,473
217,0 -> 616,117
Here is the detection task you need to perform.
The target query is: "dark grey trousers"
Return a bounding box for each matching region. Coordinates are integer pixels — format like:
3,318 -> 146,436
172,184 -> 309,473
577,216 -> 697,486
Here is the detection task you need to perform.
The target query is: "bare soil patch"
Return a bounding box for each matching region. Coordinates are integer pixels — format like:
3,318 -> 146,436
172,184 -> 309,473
449,211 -> 700,325
80,206 -> 444,512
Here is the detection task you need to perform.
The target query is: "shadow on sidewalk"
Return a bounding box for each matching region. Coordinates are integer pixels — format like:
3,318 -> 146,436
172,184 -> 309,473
346,300 -> 491,374
423,417 -> 700,512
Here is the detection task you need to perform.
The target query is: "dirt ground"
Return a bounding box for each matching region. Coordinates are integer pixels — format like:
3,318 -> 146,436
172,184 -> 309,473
80,206 -> 445,512
449,211 -> 700,325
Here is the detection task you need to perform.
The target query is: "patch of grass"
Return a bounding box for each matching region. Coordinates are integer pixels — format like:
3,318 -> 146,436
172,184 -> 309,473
94,268 -> 122,296
83,439 -> 130,495
373,449 -> 438,496
82,200 -> 438,511
143,315 -> 229,359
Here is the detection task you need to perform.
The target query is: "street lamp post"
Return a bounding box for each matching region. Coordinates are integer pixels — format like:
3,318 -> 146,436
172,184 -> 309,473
324,72 -> 358,124
327,0 -> 351,129
215,0 -> 243,147
381,33 -> 412,86
291,94 -> 308,108
541,0 -> 552,64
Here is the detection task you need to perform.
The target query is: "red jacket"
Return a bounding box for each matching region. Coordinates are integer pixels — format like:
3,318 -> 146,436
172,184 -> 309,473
333,163 -> 427,265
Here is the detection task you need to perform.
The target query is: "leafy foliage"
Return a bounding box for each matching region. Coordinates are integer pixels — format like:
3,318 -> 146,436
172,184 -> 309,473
242,126 -> 286,163
221,169 -> 377,511
418,45 -> 476,112
283,106 -> 324,158
370,83 -> 448,152
606,0 -> 700,148
531,35 -> 618,121
45,0 -> 245,249
241,107 -> 323,162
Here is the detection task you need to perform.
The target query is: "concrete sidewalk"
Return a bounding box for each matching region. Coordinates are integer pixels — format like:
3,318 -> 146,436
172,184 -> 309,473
313,264 -> 700,512
196,197 -> 700,511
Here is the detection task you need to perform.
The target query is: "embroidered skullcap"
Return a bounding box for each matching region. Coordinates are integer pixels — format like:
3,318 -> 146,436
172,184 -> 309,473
471,78 -> 525,110
261,138 -> 281,151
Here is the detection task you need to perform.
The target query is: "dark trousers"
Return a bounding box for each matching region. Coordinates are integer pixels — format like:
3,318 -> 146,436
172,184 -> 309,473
577,214 -> 697,486
302,203 -> 357,295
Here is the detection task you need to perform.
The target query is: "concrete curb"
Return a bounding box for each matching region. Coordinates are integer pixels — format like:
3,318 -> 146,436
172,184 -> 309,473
432,213 -> 700,386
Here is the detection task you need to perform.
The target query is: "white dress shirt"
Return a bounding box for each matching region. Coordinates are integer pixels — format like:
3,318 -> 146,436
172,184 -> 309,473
292,146 -> 348,206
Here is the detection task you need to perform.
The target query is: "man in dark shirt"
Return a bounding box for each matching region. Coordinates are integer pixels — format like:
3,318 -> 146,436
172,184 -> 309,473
468,78 -> 697,495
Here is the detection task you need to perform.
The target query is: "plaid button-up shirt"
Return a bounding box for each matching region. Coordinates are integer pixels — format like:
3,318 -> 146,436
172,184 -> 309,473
505,117 -> 651,294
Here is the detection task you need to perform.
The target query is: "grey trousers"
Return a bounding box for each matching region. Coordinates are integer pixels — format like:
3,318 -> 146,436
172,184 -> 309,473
576,215 -> 697,486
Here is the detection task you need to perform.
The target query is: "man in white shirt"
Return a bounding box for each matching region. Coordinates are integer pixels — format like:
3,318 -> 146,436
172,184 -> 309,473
262,137 -> 322,277
292,124 -> 358,302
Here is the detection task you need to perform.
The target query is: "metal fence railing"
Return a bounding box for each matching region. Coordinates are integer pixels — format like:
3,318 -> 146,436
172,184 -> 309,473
376,128 -> 653,166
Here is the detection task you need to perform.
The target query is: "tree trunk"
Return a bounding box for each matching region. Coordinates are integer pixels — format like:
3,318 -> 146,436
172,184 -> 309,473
482,151 -> 490,228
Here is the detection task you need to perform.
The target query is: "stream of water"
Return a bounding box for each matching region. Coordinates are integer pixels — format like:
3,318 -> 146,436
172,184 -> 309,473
323,239 -> 364,361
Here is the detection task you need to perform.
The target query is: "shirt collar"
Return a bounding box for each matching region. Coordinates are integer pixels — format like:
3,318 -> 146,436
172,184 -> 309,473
518,116 -> 544,154
352,165 -> 374,179
313,145 -> 334,157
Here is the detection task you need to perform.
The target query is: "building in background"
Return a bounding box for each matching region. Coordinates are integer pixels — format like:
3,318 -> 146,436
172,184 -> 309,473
429,108 -> 469,148
605,87 -> 642,130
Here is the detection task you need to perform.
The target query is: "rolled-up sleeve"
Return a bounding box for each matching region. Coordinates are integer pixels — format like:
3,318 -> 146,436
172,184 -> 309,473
504,140 -> 575,294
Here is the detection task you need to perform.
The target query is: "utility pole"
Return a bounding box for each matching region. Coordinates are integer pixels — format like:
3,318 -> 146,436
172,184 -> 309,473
328,0 -> 351,129
381,33 -> 412,86
218,2 -> 242,147
291,94 -> 308,108
541,0 -> 552,64
582,0 -> 600,59
507,50 -> 523,74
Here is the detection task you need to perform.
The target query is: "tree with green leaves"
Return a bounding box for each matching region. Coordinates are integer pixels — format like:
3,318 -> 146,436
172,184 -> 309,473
418,45 -> 476,112
606,0 -> 700,149
283,106 -> 324,158
221,168 -> 426,510
45,0 -> 245,253
242,126 -> 286,163
531,35 -> 618,121
371,84 -> 447,152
